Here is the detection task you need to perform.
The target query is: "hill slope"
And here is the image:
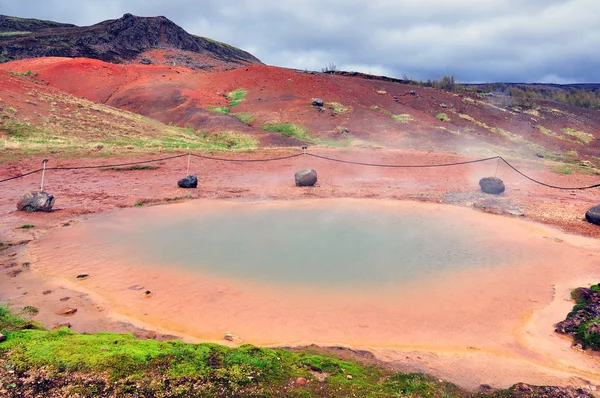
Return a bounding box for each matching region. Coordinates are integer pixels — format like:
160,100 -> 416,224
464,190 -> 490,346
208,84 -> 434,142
0,13 -> 261,70
2,57 -> 599,166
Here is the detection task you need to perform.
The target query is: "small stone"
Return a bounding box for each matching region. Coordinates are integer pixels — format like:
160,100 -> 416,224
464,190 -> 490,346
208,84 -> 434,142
128,285 -> 144,291
585,205 -> 600,226
536,153 -> 544,158
480,384 -> 493,390
295,377 -> 307,386
76,274 -> 89,280
311,98 -> 324,107
178,174 -> 198,189
224,333 -> 234,341
53,322 -> 71,329
8,252 -> 16,257
57,307 -> 77,316
142,290 -> 152,298
479,177 -> 505,194
346,375 -> 353,380
0,333 -> 6,342
409,90 -> 416,95
17,191 -> 55,212
441,103 -> 448,108
42,290 -> 52,295
59,296 -> 71,302
295,169 -> 318,187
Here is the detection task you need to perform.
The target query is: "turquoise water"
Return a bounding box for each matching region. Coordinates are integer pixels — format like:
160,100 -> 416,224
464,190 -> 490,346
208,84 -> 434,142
97,201 -> 529,286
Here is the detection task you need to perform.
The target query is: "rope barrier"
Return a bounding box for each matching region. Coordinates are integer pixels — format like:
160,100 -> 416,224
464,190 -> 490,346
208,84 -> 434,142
306,153 -> 501,168
498,157 -> 600,190
190,153 -> 304,162
1,150 -> 599,191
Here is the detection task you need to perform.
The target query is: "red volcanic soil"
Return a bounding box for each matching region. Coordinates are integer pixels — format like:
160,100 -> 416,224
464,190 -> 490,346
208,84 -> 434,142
2,57 -> 599,158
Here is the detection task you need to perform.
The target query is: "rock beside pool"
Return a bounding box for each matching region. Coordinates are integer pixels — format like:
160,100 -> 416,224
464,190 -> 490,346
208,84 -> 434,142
16,191 -> 55,212
178,174 -> 198,188
479,177 -> 505,194
295,169 -> 318,187
585,205 -> 600,225
0,333 -> 6,343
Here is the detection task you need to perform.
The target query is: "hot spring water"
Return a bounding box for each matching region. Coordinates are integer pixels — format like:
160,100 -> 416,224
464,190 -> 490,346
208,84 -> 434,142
74,200 -> 531,287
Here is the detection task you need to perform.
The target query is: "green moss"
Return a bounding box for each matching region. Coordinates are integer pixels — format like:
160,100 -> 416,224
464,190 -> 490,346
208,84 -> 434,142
325,102 -> 349,114
435,113 -> 450,122
17,224 -> 34,229
577,319 -> 600,350
561,128 -> 595,145
226,89 -> 248,107
391,114 -> 413,123
260,123 -> 312,141
206,105 -> 230,115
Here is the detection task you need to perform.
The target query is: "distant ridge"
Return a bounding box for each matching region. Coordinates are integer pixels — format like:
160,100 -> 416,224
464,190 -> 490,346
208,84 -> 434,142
0,13 -> 261,68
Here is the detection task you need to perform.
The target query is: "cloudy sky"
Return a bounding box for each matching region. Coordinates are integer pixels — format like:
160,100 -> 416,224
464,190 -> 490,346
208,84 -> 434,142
2,0 -> 599,83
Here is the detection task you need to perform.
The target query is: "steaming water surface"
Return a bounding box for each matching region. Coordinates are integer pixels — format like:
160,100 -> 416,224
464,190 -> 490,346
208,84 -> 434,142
75,200 -> 532,286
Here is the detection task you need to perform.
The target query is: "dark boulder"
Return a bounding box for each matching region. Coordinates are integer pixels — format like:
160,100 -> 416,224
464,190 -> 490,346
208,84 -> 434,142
479,177 -> 505,194
312,98 -> 324,107
178,174 -> 198,188
585,205 -> 600,225
0,333 -> 5,343
295,169 -> 318,187
16,191 -> 55,212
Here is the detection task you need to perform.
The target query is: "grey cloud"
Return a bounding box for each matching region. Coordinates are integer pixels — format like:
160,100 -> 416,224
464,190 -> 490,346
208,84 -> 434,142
1,0 -> 599,83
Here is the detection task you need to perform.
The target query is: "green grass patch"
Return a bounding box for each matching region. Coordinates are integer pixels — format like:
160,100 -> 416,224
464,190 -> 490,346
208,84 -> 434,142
22,306 -> 38,316
226,89 -> 248,107
260,123 -> 353,147
561,128 -> 595,145
391,114 -> 413,123
231,112 -> 255,125
133,201 -> 145,207
325,102 -> 349,114
9,69 -> 38,78
0,31 -> 31,37
369,105 -> 391,115
260,123 -> 312,141
206,105 -> 229,115
17,224 -> 34,229
435,113 -> 450,122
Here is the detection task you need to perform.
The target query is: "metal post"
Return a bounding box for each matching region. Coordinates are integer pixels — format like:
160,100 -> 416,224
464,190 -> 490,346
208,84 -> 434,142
40,158 -> 49,192
494,157 -> 500,178
186,153 -> 191,176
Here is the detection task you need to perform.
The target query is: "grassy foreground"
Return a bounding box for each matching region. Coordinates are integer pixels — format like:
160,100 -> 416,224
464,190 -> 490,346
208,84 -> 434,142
0,306 -> 592,397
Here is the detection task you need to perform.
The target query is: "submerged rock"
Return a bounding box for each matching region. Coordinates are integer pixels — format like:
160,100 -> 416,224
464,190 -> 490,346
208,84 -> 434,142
178,174 -> 198,188
295,169 -> 318,187
585,205 -> 600,225
479,177 -> 505,194
16,191 -> 55,212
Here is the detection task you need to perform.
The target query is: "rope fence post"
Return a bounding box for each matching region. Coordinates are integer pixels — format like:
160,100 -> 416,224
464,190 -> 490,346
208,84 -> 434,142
186,152 -> 191,176
494,157 -> 500,178
40,158 -> 49,192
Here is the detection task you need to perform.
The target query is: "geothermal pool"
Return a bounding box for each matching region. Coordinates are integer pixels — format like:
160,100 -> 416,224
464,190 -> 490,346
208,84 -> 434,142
84,200 -> 530,286
31,199 -> 599,351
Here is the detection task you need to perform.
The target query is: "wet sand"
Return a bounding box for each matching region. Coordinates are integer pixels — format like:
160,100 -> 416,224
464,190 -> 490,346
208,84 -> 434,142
11,198 -> 600,390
